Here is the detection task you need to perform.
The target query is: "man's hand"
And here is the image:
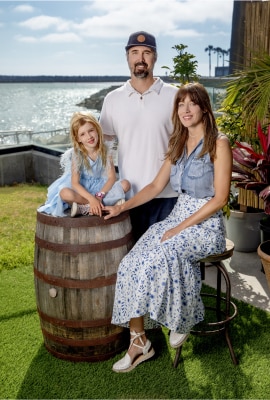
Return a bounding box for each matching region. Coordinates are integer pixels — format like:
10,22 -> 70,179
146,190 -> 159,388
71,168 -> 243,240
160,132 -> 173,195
103,205 -> 121,220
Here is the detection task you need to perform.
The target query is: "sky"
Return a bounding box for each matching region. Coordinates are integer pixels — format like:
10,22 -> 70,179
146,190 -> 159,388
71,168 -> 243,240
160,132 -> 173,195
0,0 -> 234,77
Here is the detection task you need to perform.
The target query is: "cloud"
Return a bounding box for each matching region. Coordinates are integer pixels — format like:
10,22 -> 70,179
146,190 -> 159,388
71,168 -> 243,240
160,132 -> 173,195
164,29 -> 203,39
40,32 -> 82,43
13,4 -> 35,13
83,0 -> 233,31
15,32 -> 81,43
16,0 -> 233,42
18,15 -> 71,32
15,34 -> 38,43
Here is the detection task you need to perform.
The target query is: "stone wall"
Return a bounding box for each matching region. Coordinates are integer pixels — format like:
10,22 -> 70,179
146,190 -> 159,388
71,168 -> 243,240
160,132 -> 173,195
0,145 -> 62,186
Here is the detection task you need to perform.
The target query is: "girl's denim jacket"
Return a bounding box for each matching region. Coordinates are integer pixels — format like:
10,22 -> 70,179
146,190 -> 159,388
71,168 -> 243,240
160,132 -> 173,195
170,139 -> 214,199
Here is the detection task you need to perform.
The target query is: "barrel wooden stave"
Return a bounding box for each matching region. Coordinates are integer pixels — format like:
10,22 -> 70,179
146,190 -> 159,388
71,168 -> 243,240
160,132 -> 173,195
34,211 -> 133,362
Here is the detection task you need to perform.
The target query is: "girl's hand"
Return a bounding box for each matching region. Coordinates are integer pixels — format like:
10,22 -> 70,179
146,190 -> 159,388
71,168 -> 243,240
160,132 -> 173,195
89,198 -> 104,217
161,228 -> 179,243
103,205 -> 121,220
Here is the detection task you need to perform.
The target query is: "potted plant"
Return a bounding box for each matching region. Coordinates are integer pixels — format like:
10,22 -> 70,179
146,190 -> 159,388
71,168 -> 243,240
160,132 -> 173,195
217,52 -> 270,253
223,123 -> 268,252
217,52 -> 270,286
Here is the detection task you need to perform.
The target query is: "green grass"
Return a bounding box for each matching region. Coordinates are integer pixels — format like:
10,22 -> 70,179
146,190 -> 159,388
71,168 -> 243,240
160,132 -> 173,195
0,184 -> 270,399
0,183 -> 47,271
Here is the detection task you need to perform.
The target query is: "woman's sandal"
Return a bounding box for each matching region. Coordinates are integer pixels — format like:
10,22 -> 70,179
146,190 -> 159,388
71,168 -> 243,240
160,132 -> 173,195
112,330 -> 155,373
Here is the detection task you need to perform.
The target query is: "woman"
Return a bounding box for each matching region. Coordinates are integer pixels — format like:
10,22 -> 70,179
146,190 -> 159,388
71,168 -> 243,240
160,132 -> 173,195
104,82 -> 232,373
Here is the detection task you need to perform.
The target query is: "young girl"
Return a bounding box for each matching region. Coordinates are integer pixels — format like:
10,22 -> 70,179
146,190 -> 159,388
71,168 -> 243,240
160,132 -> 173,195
38,112 -> 130,217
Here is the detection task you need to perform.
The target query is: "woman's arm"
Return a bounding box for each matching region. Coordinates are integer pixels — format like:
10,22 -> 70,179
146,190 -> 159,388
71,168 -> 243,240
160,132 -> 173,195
161,135 -> 232,241
104,158 -> 172,219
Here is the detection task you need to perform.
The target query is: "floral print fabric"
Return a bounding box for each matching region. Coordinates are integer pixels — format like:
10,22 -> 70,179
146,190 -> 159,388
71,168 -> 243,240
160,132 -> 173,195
112,193 -> 226,333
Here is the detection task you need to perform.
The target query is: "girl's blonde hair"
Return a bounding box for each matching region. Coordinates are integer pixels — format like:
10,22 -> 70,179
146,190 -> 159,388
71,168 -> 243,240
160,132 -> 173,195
166,82 -> 218,164
70,112 -> 107,170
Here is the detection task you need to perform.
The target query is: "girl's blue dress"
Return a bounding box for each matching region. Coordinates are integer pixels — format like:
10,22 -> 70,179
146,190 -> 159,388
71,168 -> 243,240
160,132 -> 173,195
38,148 -> 125,217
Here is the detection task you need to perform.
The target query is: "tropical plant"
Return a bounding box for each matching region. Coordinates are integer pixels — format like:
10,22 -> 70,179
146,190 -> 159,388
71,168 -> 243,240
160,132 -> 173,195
162,44 -> 199,84
222,52 -> 270,131
231,123 -> 270,214
216,104 -> 246,147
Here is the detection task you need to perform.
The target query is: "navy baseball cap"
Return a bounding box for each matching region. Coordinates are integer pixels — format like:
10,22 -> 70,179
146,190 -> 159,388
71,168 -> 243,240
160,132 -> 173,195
125,31 -> 157,52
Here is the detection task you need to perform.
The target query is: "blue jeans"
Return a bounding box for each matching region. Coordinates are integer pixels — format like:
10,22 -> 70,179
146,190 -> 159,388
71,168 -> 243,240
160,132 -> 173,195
129,197 -> 178,242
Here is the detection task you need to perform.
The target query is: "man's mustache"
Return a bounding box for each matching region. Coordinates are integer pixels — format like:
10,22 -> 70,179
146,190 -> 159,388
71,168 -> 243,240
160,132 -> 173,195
135,62 -> 148,68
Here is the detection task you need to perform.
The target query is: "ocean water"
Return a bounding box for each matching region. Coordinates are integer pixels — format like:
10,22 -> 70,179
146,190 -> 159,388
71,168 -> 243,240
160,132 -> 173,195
0,82 -> 122,133
0,81 -> 224,151
0,81 -> 224,132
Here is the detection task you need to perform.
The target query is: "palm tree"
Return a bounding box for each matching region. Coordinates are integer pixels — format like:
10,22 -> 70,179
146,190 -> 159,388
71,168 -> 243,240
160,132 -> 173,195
221,48 -> 230,67
214,47 -> 223,67
205,45 -> 214,77
226,48 -> 230,65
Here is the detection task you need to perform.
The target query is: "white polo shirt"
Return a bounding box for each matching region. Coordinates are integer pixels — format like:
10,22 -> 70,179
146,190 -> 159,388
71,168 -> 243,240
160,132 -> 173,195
100,77 -> 178,198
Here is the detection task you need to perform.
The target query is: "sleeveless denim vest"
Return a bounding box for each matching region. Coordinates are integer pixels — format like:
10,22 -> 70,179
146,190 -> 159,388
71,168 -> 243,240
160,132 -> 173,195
170,139 -> 214,199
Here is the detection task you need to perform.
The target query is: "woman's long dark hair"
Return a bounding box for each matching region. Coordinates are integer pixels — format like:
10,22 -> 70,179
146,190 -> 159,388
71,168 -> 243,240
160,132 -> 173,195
166,82 -> 219,164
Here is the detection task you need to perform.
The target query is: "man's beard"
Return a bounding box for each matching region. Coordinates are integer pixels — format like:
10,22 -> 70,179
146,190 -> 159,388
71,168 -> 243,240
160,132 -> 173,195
133,62 -> 149,78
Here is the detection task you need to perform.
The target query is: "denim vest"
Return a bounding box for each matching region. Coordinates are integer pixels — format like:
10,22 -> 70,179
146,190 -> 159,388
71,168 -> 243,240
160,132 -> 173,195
170,139 -> 214,199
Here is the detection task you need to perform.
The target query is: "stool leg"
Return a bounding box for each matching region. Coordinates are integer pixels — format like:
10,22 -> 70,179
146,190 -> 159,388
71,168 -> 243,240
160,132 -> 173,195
217,262 -> 238,365
173,345 -> 183,368
216,263 -> 222,320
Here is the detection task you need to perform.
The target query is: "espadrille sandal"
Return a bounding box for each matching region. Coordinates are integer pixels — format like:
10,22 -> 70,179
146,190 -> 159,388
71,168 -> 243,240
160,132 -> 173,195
112,330 -> 155,373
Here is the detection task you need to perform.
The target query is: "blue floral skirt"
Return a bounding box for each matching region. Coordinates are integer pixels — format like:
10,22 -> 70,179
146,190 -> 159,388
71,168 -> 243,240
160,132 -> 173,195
112,193 -> 226,333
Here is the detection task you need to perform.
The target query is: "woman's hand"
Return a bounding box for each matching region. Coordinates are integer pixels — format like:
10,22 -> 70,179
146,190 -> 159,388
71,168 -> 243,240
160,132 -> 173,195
103,205 -> 122,220
161,227 -> 179,242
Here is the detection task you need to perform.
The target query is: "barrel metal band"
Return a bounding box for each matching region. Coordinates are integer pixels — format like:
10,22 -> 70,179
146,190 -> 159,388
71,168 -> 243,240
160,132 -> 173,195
44,344 -> 125,362
42,327 -> 122,346
34,268 -> 116,288
35,231 -> 133,254
38,308 -> 112,328
37,210 -> 129,227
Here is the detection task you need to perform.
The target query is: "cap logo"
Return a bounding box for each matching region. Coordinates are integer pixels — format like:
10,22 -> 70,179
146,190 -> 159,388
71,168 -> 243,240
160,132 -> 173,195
137,34 -> 146,43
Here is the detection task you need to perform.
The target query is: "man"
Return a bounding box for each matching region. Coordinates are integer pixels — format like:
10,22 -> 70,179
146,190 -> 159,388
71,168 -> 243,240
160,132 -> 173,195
100,31 -> 178,241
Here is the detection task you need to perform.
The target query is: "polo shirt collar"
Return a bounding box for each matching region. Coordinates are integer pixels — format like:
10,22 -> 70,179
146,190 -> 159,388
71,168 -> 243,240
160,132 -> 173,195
126,77 -> 162,96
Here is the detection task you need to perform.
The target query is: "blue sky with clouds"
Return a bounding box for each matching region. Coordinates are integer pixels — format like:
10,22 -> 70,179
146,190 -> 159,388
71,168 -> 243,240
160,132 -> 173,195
0,0 -> 234,77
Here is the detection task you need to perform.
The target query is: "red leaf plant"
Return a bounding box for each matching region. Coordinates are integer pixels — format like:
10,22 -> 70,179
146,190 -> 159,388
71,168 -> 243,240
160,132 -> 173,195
232,123 -> 270,214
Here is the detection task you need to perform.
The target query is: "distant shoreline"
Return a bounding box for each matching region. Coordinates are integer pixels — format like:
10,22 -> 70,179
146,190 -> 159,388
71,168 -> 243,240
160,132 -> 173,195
0,75 -> 232,88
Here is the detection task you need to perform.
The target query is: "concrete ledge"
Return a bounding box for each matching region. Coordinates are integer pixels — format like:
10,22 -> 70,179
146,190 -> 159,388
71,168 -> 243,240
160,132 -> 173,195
0,145 -> 63,186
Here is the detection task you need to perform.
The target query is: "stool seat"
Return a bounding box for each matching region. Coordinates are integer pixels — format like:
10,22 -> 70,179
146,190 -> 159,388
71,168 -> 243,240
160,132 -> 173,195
200,238 -> 234,263
173,238 -> 238,368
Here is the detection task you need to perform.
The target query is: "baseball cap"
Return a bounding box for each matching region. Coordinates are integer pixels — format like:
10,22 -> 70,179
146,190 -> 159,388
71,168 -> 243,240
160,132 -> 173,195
125,31 -> 157,52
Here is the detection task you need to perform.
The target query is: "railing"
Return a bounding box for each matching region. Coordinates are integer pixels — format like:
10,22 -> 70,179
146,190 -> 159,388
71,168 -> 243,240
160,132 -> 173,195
0,128 -> 71,149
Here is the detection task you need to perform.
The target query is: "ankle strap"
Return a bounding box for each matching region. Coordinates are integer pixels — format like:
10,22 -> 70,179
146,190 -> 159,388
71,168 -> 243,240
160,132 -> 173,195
129,330 -> 145,350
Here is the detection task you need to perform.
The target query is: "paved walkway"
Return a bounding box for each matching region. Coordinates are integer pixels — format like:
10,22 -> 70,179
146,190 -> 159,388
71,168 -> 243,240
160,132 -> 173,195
204,250 -> 270,313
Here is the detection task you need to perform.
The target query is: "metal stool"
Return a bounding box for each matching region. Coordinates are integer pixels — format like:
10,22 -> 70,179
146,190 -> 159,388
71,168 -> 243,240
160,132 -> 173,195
173,238 -> 238,368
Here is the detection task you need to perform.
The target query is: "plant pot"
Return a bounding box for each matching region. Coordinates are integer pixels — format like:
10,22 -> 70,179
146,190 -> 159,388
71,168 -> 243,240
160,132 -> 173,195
257,241 -> 270,290
224,209 -> 265,252
260,216 -> 270,242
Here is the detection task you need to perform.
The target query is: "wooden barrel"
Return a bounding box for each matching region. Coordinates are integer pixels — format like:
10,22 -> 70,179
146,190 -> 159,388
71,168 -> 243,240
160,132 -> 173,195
34,211 -> 133,362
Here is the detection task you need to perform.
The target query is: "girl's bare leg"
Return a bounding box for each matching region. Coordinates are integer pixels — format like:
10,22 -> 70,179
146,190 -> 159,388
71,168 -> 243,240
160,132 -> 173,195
121,179 -> 131,193
60,188 -> 88,205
